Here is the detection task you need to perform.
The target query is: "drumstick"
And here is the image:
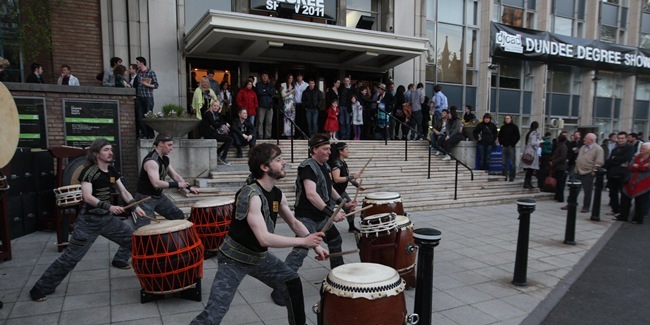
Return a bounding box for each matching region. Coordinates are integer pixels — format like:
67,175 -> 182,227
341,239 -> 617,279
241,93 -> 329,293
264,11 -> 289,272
140,215 -> 160,223
325,249 -> 359,258
122,196 -> 152,210
320,199 -> 347,232
358,157 -> 373,176
352,179 -> 363,202
187,169 -> 208,187
340,204 -> 374,219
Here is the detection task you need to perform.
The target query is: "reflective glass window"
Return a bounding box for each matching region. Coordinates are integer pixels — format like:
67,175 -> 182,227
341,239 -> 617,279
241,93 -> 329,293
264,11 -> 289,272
436,23 -> 464,84
554,0 -> 575,18
438,0 -> 464,24
554,17 -> 573,36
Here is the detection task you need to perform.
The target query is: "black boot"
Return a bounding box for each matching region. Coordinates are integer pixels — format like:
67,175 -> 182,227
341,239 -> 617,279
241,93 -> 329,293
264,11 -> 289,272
236,147 -> 243,158
523,170 -> 533,189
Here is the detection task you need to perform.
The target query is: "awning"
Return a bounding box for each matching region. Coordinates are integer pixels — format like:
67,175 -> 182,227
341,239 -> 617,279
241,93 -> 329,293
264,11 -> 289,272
184,11 -> 428,73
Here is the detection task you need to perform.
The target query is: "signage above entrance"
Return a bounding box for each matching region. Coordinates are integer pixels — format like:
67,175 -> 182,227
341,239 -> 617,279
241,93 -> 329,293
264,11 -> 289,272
250,0 -> 337,21
490,22 -> 650,75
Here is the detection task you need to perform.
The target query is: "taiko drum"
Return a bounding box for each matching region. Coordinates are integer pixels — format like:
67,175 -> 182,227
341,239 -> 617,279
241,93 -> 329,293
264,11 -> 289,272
361,192 -> 405,219
189,198 -> 234,251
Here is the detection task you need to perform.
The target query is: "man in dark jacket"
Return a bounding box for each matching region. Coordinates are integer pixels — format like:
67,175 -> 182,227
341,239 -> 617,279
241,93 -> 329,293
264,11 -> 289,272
231,108 -> 256,158
256,72 -> 276,139
474,113 -> 498,171
604,132 -> 635,218
301,79 -> 324,137
497,114 -> 520,181
567,130 -> 583,178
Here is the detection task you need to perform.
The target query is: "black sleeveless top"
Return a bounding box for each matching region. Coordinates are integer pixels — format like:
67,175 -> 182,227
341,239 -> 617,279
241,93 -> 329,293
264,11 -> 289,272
137,150 -> 169,196
329,158 -> 349,195
229,181 -> 282,252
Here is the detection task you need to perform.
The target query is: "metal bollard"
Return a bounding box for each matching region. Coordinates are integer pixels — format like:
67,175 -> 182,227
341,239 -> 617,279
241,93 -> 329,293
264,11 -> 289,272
413,228 -> 442,325
564,180 -> 582,245
512,198 -> 536,287
590,168 -> 607,221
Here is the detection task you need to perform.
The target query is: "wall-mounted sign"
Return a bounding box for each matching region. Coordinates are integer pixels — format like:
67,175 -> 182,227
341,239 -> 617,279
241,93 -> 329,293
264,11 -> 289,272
63,99 -> 122,170
491,22 -> 650,74
250,0 -> 337,20
14,97 -> 47,149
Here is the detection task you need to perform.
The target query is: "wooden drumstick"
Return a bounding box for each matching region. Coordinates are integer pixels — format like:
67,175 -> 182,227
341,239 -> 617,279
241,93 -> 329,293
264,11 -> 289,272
141,215 -> 160,223
358,157 -> 373,176
187,169 -> 208,187
320,199 -> 347,232
122,196 -> 152,210
324,249 -> 359,258
341,204 -> 374,219
352,179 -> 363,202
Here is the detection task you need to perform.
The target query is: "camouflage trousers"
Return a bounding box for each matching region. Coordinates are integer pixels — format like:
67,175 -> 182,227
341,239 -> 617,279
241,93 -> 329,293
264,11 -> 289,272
191,252 -> 304,325
33,211 -> 133,294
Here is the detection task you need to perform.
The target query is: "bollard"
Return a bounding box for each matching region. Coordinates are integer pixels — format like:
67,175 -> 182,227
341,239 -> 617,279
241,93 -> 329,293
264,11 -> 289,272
512,198 -> 536,287
413,228 -> 442,325
564,180 -> 582,245
590,168 -> 607,221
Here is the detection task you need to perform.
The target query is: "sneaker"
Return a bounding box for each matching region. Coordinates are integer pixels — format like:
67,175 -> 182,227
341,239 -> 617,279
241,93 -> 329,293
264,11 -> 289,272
30,287 -> 47,302
112,261 -> 131,270
442,155 -> 451,161
218,157 -> 231,165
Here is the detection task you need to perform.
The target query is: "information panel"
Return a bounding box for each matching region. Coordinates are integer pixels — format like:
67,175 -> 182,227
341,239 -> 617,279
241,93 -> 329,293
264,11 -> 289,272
63,99 -> 122,170
250,0 -> 337,20
14,97 -> 47,149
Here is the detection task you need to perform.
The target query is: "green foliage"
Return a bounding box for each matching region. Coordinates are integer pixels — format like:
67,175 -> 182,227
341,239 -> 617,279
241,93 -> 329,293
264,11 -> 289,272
161,103 -> 185,117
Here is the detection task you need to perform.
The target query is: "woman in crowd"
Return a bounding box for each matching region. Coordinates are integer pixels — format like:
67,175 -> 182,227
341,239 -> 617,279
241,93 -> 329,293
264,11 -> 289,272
328,142 -> 365,232
394,85 -> 409,140
200,100 -> 233,165
522,121 -> 542,189
218,80 -> 232,119
236,80 -> 258,126
113,65 -> 130,88
281,74 -> 296,138
618,142 -> 650,224
192,76 -> 218,119
550,134 -> 568,202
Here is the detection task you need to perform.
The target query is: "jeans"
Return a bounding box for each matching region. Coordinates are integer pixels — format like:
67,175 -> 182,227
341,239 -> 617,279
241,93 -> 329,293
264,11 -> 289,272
256,106 -> 273,139
233,133 -> 256,154
135,96 -> 155,138
306,109 -> 319,137
477,144 -> 493,170
502,146 -> 517,180
284,217 -> 343,271
33,211 -> 134,294
191,252 -> 305,325
620,191 -> 649,224
410,110 -> 423,139
338,107 -> 351,139
112,194 -> 185,264
607,177 -> 624,214
576,173 -> 595,211
553,170 -> 568,202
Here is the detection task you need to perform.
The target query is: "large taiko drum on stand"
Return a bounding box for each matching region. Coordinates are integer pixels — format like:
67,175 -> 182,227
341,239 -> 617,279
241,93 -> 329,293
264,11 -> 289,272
359,213 -> 418,288
131,220 -> 204,295
314,262 -> 418,325
361,192 -> 405,219
189,198 -> 234,251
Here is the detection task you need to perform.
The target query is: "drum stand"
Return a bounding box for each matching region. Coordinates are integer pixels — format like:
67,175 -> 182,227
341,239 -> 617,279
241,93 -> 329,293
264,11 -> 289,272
0,170 -> 11,261
140,279 -> 202,304
54,205 -> 79,252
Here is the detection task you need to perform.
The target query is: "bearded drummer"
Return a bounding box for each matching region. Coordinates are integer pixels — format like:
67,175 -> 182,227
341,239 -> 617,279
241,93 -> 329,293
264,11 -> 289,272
29,138 -> 146,302
112,133 -> 199,269
191,143 -> 327,325
271,134 -> 357,306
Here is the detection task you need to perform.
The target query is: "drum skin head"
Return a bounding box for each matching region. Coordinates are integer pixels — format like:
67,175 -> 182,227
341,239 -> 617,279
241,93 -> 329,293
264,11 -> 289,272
134,219 -> 193,235
364,192 -> 400,200
192,198 -> 234,208
395,215 -> 411,226
324,262 -> 405,299
0,82 -> 20,168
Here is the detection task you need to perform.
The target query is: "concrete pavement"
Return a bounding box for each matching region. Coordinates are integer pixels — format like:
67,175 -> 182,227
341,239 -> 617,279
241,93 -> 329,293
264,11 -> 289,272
0,195 -> 618,324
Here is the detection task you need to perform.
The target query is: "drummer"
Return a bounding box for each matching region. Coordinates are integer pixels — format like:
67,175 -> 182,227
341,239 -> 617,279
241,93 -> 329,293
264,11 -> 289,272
272,133 -> 357,306
328,142 -> 365,232
191,143 -> 327,325
112,133 -> 199,269
29,138 -> 146,302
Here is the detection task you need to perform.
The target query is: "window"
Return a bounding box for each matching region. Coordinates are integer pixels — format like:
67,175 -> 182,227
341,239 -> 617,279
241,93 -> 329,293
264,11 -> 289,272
436,23 -> 464,84
346,0 -> 379,31
438,0 -> 464,24
551,0 -> 585,37
498,0 -> 536,29
599,0 -> 628,43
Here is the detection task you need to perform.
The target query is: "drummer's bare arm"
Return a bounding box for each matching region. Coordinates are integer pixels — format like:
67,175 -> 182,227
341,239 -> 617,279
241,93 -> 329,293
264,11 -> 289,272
114,180 -> 146,217
167,165 -> 200,194
248,195 -> 324,248
331,168 -> 347,184
81,181 -> 124,215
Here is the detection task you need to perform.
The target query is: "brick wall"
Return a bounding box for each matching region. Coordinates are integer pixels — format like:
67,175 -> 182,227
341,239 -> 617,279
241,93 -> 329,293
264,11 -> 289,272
5,83 -> 138,190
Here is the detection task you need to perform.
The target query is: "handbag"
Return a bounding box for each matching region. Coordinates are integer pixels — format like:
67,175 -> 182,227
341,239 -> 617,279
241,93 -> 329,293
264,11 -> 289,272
544,175 -> 557,191
521,152 -> 534,165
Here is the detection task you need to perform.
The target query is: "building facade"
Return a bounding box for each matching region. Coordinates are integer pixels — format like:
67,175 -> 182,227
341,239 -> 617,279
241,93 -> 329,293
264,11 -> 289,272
1,0 -> 649,138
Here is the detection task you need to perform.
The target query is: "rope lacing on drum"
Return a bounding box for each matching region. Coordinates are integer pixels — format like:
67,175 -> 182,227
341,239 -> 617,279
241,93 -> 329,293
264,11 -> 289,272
325,277 -> 403,294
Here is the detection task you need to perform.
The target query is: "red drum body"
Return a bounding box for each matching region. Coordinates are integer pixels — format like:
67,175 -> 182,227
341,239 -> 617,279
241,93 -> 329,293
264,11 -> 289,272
316,263 -> 415,325
360,213 -> 417,288
132,220 -> 204,294
189,198 -> 234,251
361,192 -> 404,219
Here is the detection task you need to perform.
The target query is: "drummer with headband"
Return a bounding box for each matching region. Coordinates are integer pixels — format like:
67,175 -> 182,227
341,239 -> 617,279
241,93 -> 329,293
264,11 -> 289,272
112,133 -> 199,269
328,142 -> 365,232
272,133 -> 357,306
191,143 -> 327,325
30,138 -> 146,302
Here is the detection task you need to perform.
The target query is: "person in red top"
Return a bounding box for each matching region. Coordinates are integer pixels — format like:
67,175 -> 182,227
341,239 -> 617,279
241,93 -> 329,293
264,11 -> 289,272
236,80 -> 258,126
618,142 -> 650,224
324,99 -> 340,141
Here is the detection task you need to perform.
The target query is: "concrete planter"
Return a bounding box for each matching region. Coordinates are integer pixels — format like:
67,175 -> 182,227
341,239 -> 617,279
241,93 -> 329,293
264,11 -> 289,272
143,118 -> 200,137
462,125 -> 477,141
451,140 -> 477,169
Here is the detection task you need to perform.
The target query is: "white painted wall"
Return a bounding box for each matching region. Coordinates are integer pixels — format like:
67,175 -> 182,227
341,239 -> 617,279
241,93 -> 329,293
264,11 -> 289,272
148,0 -> 182,111
392,0 -> 418,87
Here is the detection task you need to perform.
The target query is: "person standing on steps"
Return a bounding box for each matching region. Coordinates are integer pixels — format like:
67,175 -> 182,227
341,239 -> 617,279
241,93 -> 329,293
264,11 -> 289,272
521,121 -> 543,189
497,114 -> 520,181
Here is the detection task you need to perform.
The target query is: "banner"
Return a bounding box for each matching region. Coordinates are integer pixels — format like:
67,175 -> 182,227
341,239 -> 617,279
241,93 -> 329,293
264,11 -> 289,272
490,22 -> 650,74
250,0 -> 337,21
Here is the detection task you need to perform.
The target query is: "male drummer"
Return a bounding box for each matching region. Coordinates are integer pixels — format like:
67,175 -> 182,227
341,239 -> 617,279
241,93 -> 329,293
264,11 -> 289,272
272,133 -> 357,306
30,138 -> 146,302
112,133 -> 199,269
191,143 -> 327,325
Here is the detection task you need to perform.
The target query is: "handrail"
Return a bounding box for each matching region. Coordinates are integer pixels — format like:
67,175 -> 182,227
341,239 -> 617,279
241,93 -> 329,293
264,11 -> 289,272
377,107 -> 474,200
274,104 -> 309,163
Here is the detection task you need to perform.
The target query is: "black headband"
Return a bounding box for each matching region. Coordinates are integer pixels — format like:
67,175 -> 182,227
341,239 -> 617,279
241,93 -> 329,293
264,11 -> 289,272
309,139 -> 330,152
264,152 -> 282,165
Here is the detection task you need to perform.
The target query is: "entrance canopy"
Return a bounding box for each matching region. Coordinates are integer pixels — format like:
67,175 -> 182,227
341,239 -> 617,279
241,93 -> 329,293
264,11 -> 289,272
185,11 -> 427,73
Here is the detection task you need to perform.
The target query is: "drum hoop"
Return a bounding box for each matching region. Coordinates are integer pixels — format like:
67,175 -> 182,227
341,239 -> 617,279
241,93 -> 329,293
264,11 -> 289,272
54,184 -> 82,194
134,220 -> 194,235
192,198 -> 235,208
